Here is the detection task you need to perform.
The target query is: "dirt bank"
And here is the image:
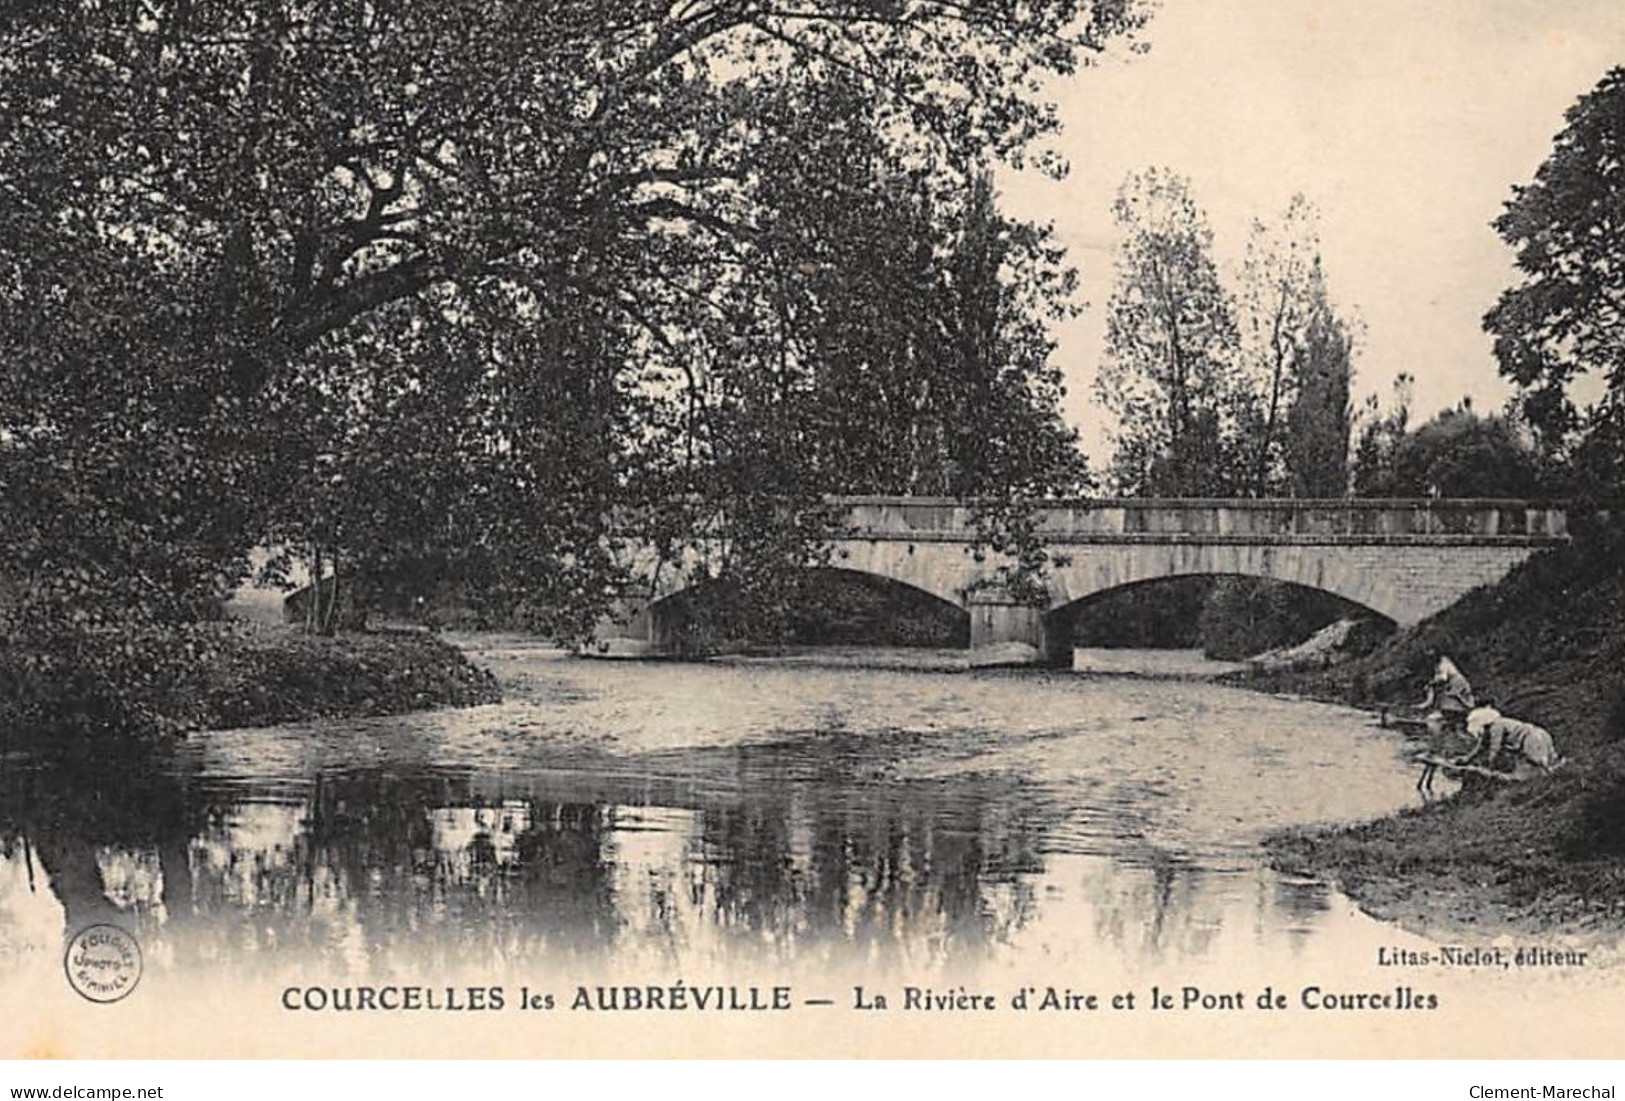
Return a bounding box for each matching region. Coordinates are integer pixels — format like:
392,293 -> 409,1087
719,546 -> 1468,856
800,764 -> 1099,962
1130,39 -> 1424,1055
1,622 -> 500,746
1247,525 -> 1625,940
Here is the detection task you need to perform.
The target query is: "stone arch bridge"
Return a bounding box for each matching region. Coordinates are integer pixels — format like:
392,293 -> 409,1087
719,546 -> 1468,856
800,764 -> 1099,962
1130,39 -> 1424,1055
595,497 -> 1569,666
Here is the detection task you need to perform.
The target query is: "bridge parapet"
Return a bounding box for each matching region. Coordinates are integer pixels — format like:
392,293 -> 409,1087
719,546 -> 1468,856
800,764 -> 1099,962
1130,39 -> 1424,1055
837,497 -> 1569,543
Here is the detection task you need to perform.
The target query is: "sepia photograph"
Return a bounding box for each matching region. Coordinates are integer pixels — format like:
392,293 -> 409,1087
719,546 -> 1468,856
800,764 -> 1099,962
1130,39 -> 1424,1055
1,0 -> 1623,1066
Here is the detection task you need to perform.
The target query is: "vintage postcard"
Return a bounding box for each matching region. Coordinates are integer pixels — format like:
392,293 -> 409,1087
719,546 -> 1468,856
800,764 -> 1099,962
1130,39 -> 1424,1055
2,0 -> 1623,1064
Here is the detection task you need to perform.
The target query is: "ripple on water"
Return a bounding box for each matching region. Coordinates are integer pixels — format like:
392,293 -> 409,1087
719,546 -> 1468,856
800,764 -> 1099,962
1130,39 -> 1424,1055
0,654 -> 1446,985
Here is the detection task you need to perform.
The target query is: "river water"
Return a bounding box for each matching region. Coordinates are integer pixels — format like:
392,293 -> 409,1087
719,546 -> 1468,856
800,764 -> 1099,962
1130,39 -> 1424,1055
0,644 -> 1442,990
9,644 -> 1624,1058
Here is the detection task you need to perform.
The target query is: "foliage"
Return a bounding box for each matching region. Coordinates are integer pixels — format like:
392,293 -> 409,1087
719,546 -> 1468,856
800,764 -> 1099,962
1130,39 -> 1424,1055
658,569 -> 968,651
1349,374 -> 1413,496
0,623 -> 497,746
1068,573 -> 1372,659
639,131 -> 1093,630
1099,177 -> 1356,498
259,283 -> 635,641
1071,576 -> 1212,648
1097,168 -> 1245,495
1565,402 -> 1625,502
1354,402 -> 1547,498
0,624 -> 224,746
1285,302 -> 1355,497
1233,197 -> 1355,497
1485,65 -> 1625,479
1259,522 -> 1625,932
194,626 -> 500,729
0,0 -> 1146,702
1243,518 -> 1625,740
784,572 -> 968,648
1197,577 -> 1365,661
1093,183 -> 1360,656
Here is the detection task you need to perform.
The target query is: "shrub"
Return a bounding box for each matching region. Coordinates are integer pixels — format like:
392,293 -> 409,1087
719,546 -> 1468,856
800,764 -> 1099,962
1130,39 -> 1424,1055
1,623 -> 499,748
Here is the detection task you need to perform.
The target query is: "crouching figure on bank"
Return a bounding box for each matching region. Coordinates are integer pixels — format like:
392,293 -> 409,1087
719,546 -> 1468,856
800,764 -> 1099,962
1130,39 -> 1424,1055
1456,705 -> 1563,775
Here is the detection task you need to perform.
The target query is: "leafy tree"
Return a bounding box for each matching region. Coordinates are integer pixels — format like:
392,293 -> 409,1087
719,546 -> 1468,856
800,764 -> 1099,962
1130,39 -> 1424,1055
261,282 -> 634,637
1198,577 -> 1366,661
1567,402 -> 1625,498
639,106 -> 1091,642
0,0 -> 1147,647
1485,66 -> 1625,482
1094,179 -> 1363,660
1234,196 -> 1355,497
1097,168 -> 1247,495
1350,374 -> 1414,497
1356,402 -> 1546,499
1098,182 -> 1355,499
1286,303 -> 1355,497
0,195 -> 258,633
1071,576 -> 1211,648
5,0 -> 1142,360
655,101 -> 1088,501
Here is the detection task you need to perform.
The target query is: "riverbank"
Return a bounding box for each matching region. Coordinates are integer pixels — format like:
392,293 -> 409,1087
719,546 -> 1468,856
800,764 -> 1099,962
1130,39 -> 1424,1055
1247,527 -> 1625,939
459,638 -> 1246,680
0,622 -> 500,746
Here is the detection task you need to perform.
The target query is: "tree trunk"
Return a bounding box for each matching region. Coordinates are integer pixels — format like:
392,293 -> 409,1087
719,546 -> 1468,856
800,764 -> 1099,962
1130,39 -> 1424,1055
306,545 -> 322,634
321,549 -> 341,636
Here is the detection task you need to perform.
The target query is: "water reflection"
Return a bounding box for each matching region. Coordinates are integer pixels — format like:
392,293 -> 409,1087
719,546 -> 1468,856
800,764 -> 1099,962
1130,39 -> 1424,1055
2,741 -> 1085,981
0,661 -> 1412,986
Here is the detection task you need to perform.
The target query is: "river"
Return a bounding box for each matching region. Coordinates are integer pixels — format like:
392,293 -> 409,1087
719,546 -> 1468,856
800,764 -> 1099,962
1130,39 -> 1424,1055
0,643 -> 1444,995
14,645 -> 1625,1058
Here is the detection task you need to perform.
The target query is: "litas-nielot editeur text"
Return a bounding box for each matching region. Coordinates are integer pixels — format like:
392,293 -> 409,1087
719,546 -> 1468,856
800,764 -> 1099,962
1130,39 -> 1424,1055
1377,946 -> 1591,969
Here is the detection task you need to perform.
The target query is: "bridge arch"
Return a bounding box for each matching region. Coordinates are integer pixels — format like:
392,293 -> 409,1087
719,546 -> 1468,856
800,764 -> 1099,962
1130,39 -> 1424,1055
1051,573 -> 1398,664
656,566 -> 969,646
823,540 -> 976,608
647,564 -> 967,615
1041,544 -> 1417,626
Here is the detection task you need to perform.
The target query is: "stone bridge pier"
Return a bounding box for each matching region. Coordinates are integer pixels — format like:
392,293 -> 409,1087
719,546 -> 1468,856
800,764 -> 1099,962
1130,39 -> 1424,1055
965,588 -> 1073,667
590,496 -> 1571,666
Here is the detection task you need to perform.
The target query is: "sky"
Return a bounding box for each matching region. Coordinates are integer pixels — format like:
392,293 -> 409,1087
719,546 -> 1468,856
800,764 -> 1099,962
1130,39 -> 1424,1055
996,0 -> 1625,463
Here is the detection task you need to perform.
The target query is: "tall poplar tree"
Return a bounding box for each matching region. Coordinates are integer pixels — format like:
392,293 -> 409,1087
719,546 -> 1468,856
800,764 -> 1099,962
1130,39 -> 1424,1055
1234,196 -> 1354,497
1097,168 -> 1245,495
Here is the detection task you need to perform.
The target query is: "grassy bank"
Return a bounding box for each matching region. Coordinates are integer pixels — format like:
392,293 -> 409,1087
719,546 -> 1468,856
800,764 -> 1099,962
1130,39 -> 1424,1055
1,622 -> 501,747
1246,525 -> 1625,936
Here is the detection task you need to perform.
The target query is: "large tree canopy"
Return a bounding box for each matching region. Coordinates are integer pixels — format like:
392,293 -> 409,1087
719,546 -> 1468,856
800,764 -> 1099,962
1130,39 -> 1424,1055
1,0 -> 1142,367
1,0 -> 1142,639
1485,65 -> 1625,472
